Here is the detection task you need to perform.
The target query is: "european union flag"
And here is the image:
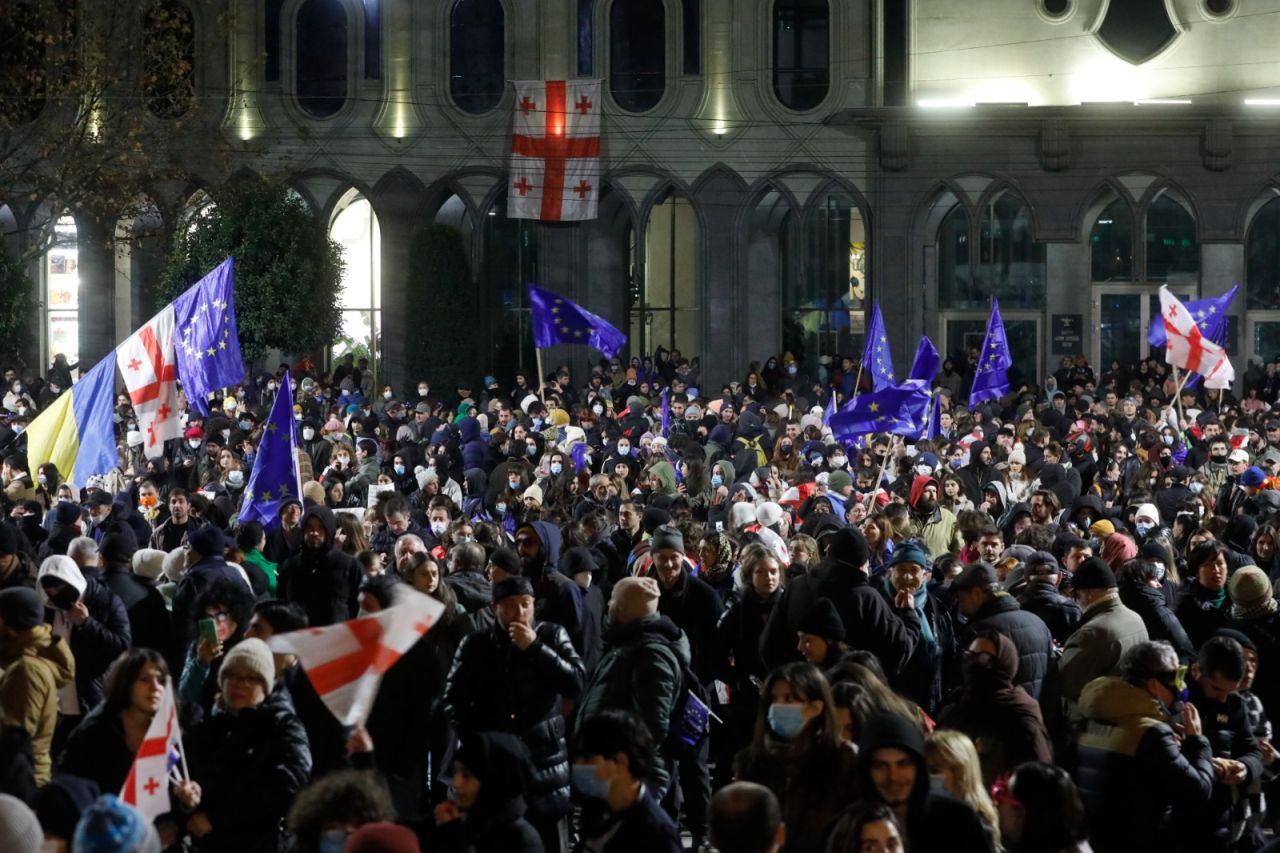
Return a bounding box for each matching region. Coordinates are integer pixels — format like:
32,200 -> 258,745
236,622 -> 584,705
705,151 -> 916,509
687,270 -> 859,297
969,299 -> 1012,409
823,389 -> 837,427
907,336 -> 941,387
829,383 -> 931,443
863,302 -> 896,391
239,368 -> 301,529
173,258 -> 243,417
660,387 -> 670,437
528,284 -> 627,358
918,392 -> 943,441
1148,284 -> 1237,349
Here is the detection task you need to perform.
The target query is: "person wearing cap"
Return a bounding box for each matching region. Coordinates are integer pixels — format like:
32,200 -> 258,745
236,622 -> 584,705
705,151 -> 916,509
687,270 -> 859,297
444,574 -> 586,853
1058,557 -> 1149,709
575,576 -> 690,800
953,561 -> 1055,700
1218,449 -> 1256,518
1016,551 -> 1082,646
877,539 -> 953,714
0,587 -> 73,785
184,637 -> 312,850
907,475 -> 963,560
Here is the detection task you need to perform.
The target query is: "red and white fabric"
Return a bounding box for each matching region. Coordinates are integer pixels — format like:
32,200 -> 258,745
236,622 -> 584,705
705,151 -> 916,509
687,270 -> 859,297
1159,286 -> 1235,390
509,79 -> 602,221
268,587 -> 444,725
120,678 -> 182,823
117,305 -> 180,458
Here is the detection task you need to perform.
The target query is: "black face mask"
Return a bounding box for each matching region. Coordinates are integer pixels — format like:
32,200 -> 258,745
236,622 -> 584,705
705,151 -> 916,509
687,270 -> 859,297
45,585 -> 80,610
1211,454 -> 1228,464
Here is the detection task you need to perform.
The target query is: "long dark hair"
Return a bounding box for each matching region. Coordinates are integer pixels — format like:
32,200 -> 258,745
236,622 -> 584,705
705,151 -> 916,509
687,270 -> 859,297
101,649 -> 170,716
750,662 -> 839,752
1007,761 -> 1089,851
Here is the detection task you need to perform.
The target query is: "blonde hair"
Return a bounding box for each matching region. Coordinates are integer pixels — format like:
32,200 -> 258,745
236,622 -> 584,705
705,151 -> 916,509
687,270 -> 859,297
924,730 -> 1000,848
735,542 -> 785,594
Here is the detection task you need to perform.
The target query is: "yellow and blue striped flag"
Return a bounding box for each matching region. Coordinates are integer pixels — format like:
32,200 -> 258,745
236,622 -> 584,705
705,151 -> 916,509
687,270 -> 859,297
25,353 -> 119,488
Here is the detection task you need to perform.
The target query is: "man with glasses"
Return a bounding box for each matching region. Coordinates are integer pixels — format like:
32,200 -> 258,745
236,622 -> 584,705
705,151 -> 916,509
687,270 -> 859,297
1075,641 -> 1214,852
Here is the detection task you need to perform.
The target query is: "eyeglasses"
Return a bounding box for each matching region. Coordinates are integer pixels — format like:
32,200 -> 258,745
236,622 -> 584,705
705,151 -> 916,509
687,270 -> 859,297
206,610 -> 232,623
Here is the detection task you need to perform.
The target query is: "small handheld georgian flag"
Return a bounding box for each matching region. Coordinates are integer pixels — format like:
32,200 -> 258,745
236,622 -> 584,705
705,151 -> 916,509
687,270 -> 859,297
120,678 -> 183,823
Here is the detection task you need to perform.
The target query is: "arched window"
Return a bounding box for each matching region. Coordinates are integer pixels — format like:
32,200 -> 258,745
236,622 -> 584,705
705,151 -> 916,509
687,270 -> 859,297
636,191 -> 698,355
937,204 -> 972,308
265,0 -> 284,81
1145,194 -> 1198,284
296,0 -> 348,118
45,214 -> 80,369
610,0 -> 666,113
798,190 -> 866,363
143,1 -> 195,119
773,0 -> 829,111
450,0 -> 505,115
1248,196 -> 1280,311
330,190 -> 381,374
0,2 -> 48,125
977,192 -> 1045,309
1090,197 -> 1132,282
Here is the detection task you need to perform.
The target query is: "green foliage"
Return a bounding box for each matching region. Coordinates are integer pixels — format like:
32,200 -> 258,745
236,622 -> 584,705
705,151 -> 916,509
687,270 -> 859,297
158,177 -> 344,362
0,249 -> 33,362
406,224 -> 475,386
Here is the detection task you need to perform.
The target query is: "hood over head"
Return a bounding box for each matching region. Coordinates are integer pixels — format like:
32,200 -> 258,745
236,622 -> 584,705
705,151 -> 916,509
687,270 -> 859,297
300,504 -> 337,551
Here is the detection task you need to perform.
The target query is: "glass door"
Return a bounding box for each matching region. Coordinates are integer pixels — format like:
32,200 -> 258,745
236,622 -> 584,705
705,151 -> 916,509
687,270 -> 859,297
1092,285 -> 1197,372
942,312 -> 1042,393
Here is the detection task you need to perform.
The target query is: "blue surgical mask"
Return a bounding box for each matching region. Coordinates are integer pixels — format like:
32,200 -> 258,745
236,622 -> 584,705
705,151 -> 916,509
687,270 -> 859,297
767,703 -> 808,739
711,474 -> 724,489
394,464 -> 406,476
571,764 -> 609,799
1135,521 -> 1154,537
550,463 -> 563,476
617,444 -> 630,456
527,445 -> 537,457
238,420 -> 251,431
1189,481 -> 1204,495
495,502 -> 507,515
1152,561 -> 1167,582
318,830 -> 349,853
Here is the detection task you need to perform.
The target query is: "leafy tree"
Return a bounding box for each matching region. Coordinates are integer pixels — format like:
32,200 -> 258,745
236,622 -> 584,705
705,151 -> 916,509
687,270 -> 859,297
406,224 -> 476,387
0,249 -> 34,364
157,177 -> 344,362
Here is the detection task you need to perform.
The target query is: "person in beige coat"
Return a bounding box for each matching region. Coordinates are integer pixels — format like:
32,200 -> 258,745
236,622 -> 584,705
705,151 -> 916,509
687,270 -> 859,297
1059,557 -> 1149,711
0,588 -> 74,785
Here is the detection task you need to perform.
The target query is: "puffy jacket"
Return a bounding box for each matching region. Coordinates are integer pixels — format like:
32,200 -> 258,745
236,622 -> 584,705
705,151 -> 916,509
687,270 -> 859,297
445,570 -> 492,615
444,620 -> 585,819
37,556 -> 131,712
1016,580 -> 1082,646
521,521 -> 586,657
100,564 -> 171,656
1058,593 -> 1150,704
0,625 -> 74,785
186,699 -> 313,852
958,593 -> 1054,699
277,506 -> 363,627
1120,581 -> 1196,663
1075,677 -> 1214,852
574,615 -> 688,794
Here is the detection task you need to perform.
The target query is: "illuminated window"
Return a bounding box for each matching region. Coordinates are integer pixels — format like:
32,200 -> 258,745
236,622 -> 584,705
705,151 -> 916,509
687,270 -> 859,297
1247,196 -> 1280,310
329,190 -> 381,373
45,215 -> 80,369
635,192 -> 699,355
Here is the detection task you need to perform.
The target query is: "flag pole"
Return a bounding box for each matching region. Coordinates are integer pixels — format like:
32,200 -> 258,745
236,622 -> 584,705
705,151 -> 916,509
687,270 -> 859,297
864,435 -> 896,511
535,347 -> 547,408
1170,366 -> 1190,428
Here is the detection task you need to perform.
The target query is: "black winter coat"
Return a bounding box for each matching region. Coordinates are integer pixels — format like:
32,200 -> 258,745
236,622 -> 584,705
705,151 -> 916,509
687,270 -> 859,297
56,704 -> 135,796
170,556 -> 247,662
957,593 -> 1054,700
186,700 -> 313,852
54,578 -> 132,713
276,505 -> 363,627
1120,581 -> 1196,662
656,569 -> 723,684
100,564 -> 171,655
815,565 -> 921,681
444,620 -> 586,819
445,570 -> 492,615
1016,580 -> 1082,646
1174,580 -> 1230,650
1227,610 -> 1280,729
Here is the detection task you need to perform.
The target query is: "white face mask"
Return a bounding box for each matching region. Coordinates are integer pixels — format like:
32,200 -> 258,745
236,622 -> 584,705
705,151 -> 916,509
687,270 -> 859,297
429,520 -> 448,537
188,439 -> 201,449
302,428 -> 315,440
418,387 -> 429,396
383,391 -> 393,400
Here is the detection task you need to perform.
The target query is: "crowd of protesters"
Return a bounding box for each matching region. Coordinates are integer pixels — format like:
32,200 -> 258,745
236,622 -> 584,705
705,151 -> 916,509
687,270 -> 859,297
5,343 -> 1280,851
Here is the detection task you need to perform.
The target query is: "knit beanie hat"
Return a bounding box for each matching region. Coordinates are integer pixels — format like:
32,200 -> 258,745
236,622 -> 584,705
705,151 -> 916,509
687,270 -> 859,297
0,793 -> 42,853
72,794 -> 160,853
1229,566 -> 1273,613
131,548 -> 168,581
1089,519 -> 1116,538
100,530 -> 139,566
54,501 -> 82,526
220,637 -> 275,693
756,501 -> 785,530
641,506 -> 672,534
609,576 -> 661,624
650,524 -> 685,555
887,539 -> 932,570
301,480 -> 326,506
828,470 -> 854,493
1007,448 -> 1027,466
1242,467 -> 1267,488
345,822 -> 422,853
487,547 -> 521,578
1072,556 -> 1118,590
0,587 -> 44,631
493,575 -> 536,602
187,525 -> 225,559
798,599 -> 846,642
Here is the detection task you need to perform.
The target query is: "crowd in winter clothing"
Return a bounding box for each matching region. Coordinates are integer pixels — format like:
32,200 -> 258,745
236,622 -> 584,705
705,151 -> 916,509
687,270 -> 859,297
7,347 -> 1280,851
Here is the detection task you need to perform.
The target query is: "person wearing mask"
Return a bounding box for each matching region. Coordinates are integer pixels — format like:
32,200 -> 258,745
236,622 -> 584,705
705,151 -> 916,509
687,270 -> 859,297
951,562 -> 1055,700
1058,557 -> 1150,709
432,732 -> 544,853
0,587 -> 74,786
1176,541 -> 1233,650
183,638 -> 313,851
857,711 -> 996,852
937,629 -> 1054,784
571,710 -> 682,853
276,505 -> 363,628
0,523 -> 37,593
732,663 -> 857,853
922,731 -> 1000,848
1075,641 -> 1214,851
1117,558 -> 1196,663
444,575 -> 585,853
877,540 -> 953,714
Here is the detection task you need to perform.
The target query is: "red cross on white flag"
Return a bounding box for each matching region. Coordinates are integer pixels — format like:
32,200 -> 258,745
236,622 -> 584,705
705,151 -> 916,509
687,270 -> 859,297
117,305 -> 181,458
1159,285 -> 1235,389
120,678 -> 182,823
509,79 -> 602,221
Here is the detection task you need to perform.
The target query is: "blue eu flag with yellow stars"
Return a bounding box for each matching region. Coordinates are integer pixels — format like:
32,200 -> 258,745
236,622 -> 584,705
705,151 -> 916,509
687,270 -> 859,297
829,382 -> 931,443
1147,284 -> 1237,349
863,302 -> 895,391
528,284 -> 627,359
172,258 -> 243,417
239,368 -> 301,529
969,298 -> 1012,409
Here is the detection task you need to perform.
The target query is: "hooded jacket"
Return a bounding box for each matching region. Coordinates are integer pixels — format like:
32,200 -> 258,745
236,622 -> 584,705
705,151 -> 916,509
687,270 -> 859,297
433,732 -> 543,853
1075,677 -> 1214,852
520,521 -> 586,658
277,505 -> 363,627
907,475 -> 962,558
956,442 -> 1001,505
857,712 -> 996,852
0,624 -> 73,785
37,555 -> 130,712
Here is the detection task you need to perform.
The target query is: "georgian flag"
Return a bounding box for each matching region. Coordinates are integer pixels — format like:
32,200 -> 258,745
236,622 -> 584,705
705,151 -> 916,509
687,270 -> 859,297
509,79 -> 602,221
268,586 -> 444,725
120,678 -> 183,823
117,305 -> 181,458
1159,286 -> 1235,390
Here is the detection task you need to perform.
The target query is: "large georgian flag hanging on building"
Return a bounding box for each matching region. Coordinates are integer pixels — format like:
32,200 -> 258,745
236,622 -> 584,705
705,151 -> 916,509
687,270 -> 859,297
117,304 -> 180,459
509,79 -> 602,221
1159,285 -> 1235,389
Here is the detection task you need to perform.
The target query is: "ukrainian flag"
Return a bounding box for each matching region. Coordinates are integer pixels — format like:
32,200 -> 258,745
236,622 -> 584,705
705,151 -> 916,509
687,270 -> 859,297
26,353 -> 119,487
